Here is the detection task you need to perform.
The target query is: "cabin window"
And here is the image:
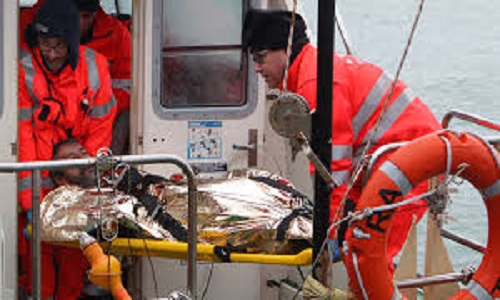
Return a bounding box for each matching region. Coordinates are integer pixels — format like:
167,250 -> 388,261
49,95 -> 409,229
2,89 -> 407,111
159,0 -> 248,109
100,0 -> 132,17
19,0 -> 37,8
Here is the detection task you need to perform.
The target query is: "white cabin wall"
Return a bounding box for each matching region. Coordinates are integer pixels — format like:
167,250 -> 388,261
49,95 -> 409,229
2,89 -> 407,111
1,0 -> 19,297
130,0 -> 150,157
130,1 -> 313,298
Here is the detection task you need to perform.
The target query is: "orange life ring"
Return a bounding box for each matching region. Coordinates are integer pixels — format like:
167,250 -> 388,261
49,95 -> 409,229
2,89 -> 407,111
344,131 -> 500,299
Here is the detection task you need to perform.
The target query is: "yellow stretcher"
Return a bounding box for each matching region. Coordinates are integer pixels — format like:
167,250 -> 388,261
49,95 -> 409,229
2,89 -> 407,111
59,238 -> 312,266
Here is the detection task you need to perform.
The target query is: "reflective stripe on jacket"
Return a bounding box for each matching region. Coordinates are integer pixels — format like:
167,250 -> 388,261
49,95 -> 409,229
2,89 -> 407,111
18,46 -> 116,211
86,8 -> 132,115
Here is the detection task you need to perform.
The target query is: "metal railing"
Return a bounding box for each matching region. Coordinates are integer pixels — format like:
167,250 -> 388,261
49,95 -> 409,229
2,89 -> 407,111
442,109 -> 500,131
395,270 -> 473,289
356,110 -> 500,289
2,154 -> 197,299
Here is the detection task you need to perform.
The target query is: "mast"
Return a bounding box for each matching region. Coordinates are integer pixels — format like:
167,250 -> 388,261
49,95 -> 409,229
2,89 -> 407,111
312,0 -> 335,277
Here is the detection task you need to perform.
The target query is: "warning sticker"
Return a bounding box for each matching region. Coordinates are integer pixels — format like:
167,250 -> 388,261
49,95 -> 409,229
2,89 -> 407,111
187,121 -> 222,159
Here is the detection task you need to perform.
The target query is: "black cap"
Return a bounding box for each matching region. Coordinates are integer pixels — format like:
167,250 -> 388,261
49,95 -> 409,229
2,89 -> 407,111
24,0 -> 81,70
242,9 -> 309,62
73,0 -> 100,12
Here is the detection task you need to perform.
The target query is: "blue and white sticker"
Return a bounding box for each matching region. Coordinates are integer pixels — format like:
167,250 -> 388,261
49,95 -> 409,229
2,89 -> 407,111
187,121 -> 222,159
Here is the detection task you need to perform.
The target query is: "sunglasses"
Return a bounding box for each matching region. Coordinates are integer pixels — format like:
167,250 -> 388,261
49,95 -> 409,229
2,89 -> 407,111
252,50 -> 268,64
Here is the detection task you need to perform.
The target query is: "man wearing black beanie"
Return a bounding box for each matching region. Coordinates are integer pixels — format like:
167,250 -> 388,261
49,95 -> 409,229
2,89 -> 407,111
18,0 -> 117,298
243,9 -> 441,273
20,0 -> 132,155
242,9 -> 309,88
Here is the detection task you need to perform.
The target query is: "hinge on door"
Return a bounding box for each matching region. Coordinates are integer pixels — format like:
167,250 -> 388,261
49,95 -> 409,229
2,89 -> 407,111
11,142 -> 17,156
137,135 -> 144,146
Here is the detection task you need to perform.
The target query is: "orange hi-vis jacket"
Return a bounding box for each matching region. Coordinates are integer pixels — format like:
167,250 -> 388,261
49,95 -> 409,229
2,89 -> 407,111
85,8 -> 132,115
18,46 -> 117,212
20,4 -> 131,115
286,44 -> 441,264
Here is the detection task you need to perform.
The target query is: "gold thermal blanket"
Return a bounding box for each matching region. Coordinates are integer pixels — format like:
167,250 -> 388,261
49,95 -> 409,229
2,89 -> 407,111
40,170 -> 312,254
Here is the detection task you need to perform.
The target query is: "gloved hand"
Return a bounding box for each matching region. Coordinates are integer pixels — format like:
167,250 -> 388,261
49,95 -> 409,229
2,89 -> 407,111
23,210 -> 32,239
328,239 -> 342,262
302,275 -> 351,299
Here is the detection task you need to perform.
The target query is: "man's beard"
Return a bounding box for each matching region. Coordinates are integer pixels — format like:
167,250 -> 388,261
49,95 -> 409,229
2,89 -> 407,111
68,167 -> 97,188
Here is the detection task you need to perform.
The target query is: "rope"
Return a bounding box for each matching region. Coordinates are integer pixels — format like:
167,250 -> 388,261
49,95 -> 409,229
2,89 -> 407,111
282,0 -> 298,91
350,163 -> 468,223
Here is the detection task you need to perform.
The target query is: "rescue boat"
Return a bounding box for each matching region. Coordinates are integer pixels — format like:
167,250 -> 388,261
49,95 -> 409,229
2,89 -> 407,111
0,0 -> 497,299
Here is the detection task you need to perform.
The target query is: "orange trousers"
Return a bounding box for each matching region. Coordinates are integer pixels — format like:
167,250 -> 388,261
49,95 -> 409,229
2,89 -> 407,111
18,218 -> 88,300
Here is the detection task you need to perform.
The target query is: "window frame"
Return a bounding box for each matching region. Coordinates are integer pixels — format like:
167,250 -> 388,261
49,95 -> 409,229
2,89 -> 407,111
151,0 -> 258,120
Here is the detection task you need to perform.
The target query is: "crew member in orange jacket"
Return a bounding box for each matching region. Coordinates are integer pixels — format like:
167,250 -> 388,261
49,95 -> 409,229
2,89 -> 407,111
74,0 -> 132,154
20,0 -> 132,154
242,10 -> 441,272
18,0 -> 116,298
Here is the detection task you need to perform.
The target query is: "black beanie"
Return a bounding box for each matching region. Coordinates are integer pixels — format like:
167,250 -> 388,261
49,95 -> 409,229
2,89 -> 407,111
24,0 -> 81,70
73,0 -> 100,12
242,9 -> 310,64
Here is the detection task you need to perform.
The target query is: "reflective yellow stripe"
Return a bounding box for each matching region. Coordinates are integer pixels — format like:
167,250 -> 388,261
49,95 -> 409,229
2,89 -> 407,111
353,88 -> 415,164
352,72 -> 392,140
379,160 -> 413,195
480,179 -> 500,199
84,48 -> 100,92
20,50 -> 39,108
19,108 -> 33,121
89,96 -> 117,118
466,279 -> 493,300
112,79 -> 131,93
18,175 -> 55,192
331,145 -> 352,161
332,170 -> 350,185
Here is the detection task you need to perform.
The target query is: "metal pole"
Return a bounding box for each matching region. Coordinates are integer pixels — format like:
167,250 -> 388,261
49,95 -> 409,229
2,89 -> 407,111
441,228 -> 485,254
312,0 -> 334,278
335,8 -> 354,55
442,109 -> 500,130
395,272 -> 470,289
186,174 -> 197,298
31,170 -> 41,300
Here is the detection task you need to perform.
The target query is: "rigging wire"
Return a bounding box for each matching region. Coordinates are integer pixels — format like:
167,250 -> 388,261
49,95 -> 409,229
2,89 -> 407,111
335,8 -> 355,55
282,0 -> 298,91
201,263 -> 215,300
142,238 -> 160,299
297,266 -> 306,282
331,0 -> 427,245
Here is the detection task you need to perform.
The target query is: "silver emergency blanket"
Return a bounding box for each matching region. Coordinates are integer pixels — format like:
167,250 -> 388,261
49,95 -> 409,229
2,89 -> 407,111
40,186 -> 171,242
153,170 -> 313,253
40,170 -> 313,254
